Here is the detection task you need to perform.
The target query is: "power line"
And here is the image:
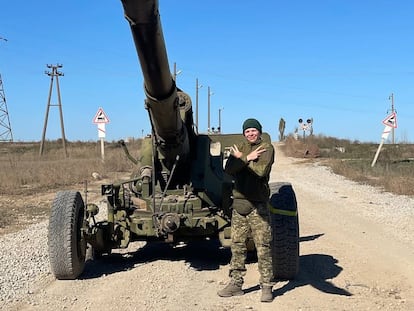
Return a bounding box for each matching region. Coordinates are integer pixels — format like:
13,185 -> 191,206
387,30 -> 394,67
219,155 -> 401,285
39,64 -> 67,157
0,74 -> 13,142
0,36 -> 13,142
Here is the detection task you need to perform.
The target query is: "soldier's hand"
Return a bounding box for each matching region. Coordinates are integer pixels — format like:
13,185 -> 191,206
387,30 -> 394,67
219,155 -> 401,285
247,146 -> 266,162
230,144 -> 243,158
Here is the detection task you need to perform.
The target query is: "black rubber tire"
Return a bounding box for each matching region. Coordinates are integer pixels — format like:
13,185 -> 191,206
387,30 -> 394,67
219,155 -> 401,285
48,191 -> 86,280
269,182 -> 299,280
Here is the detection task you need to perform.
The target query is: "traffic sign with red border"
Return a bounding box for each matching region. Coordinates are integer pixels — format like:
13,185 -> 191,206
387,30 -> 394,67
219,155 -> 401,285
93,107 -> 110,124
382,112 -> 397,128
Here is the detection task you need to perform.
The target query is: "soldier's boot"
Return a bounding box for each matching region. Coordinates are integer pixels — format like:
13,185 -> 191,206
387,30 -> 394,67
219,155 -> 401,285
260,285 -> 273,302
217,282 -> 244,297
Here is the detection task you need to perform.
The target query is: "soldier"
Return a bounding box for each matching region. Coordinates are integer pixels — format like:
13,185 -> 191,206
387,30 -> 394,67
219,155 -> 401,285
218,118 -> 275,303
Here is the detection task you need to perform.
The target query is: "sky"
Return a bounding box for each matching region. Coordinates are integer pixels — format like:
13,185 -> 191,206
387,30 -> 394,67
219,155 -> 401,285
0,0 -> 413,143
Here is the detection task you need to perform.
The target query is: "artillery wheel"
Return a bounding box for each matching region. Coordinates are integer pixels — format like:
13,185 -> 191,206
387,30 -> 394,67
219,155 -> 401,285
269,182 -> 299,280
48,191 -> 86,279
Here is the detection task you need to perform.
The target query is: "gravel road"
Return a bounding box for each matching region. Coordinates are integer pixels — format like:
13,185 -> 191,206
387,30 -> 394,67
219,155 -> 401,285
1,143 -> 413,311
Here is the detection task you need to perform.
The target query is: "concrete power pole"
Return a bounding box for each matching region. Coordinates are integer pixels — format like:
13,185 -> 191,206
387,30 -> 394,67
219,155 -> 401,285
207,86 -> 213,133
389,93 -> 395,144
195,78 -> 202,132
39,64 -> 67,157
0,36 -> 13,142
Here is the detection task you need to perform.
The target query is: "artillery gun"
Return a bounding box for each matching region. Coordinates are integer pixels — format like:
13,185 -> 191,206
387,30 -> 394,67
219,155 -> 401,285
47,0 -> 299,280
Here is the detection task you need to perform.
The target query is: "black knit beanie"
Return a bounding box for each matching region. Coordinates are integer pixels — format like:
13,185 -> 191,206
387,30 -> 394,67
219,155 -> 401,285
242,118 -> 262,133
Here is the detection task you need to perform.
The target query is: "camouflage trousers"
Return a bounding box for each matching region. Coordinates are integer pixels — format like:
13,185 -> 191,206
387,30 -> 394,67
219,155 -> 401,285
229,201 -> 273,287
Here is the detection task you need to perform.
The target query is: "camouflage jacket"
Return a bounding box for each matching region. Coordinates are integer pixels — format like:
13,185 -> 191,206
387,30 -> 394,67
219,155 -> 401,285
224,137 -> 274,203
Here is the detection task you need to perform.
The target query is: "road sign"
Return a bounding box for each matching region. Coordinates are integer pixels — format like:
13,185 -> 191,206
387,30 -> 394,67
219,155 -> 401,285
93,107 -> 110,124
373,117 -> 396,167
381,125 -> 392,140
382,112 -> 397,128
98,123 -> 106,138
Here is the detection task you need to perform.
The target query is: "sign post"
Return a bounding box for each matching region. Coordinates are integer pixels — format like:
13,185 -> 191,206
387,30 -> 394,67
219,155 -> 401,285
371,112 -> 397,167
297,118 -> 313,140
92,107 -> 110,161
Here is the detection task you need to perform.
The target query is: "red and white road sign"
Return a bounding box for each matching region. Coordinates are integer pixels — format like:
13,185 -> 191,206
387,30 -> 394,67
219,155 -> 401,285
93,107 -> 110,124
382,112 -> 397,128
98,123 -> 106,138
381,125 -> 392,140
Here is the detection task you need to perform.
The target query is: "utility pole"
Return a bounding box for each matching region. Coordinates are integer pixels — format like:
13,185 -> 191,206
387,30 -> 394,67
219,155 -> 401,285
195,78 -> 202,132
39,64 -> 67,157
173,62 -> 182,81
207,86 -> 213,133
218,107 -> 223,133
389,93 -> 395,144
0,36 -> 13,142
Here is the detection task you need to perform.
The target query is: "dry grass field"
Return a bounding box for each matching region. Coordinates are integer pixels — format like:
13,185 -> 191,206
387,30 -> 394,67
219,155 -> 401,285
0,139 -> 140,234
282,135 -> 414,196
0,140 -> 140,195
0,136 -> 412,234
1,136 -> 413,197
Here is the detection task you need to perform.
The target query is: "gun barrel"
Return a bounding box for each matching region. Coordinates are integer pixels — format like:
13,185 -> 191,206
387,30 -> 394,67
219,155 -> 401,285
121,0 -> 190,169
121,0 -> 172,98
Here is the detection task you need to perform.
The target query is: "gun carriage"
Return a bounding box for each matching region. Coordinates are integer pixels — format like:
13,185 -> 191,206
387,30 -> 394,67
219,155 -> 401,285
47,0 -> 299,280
